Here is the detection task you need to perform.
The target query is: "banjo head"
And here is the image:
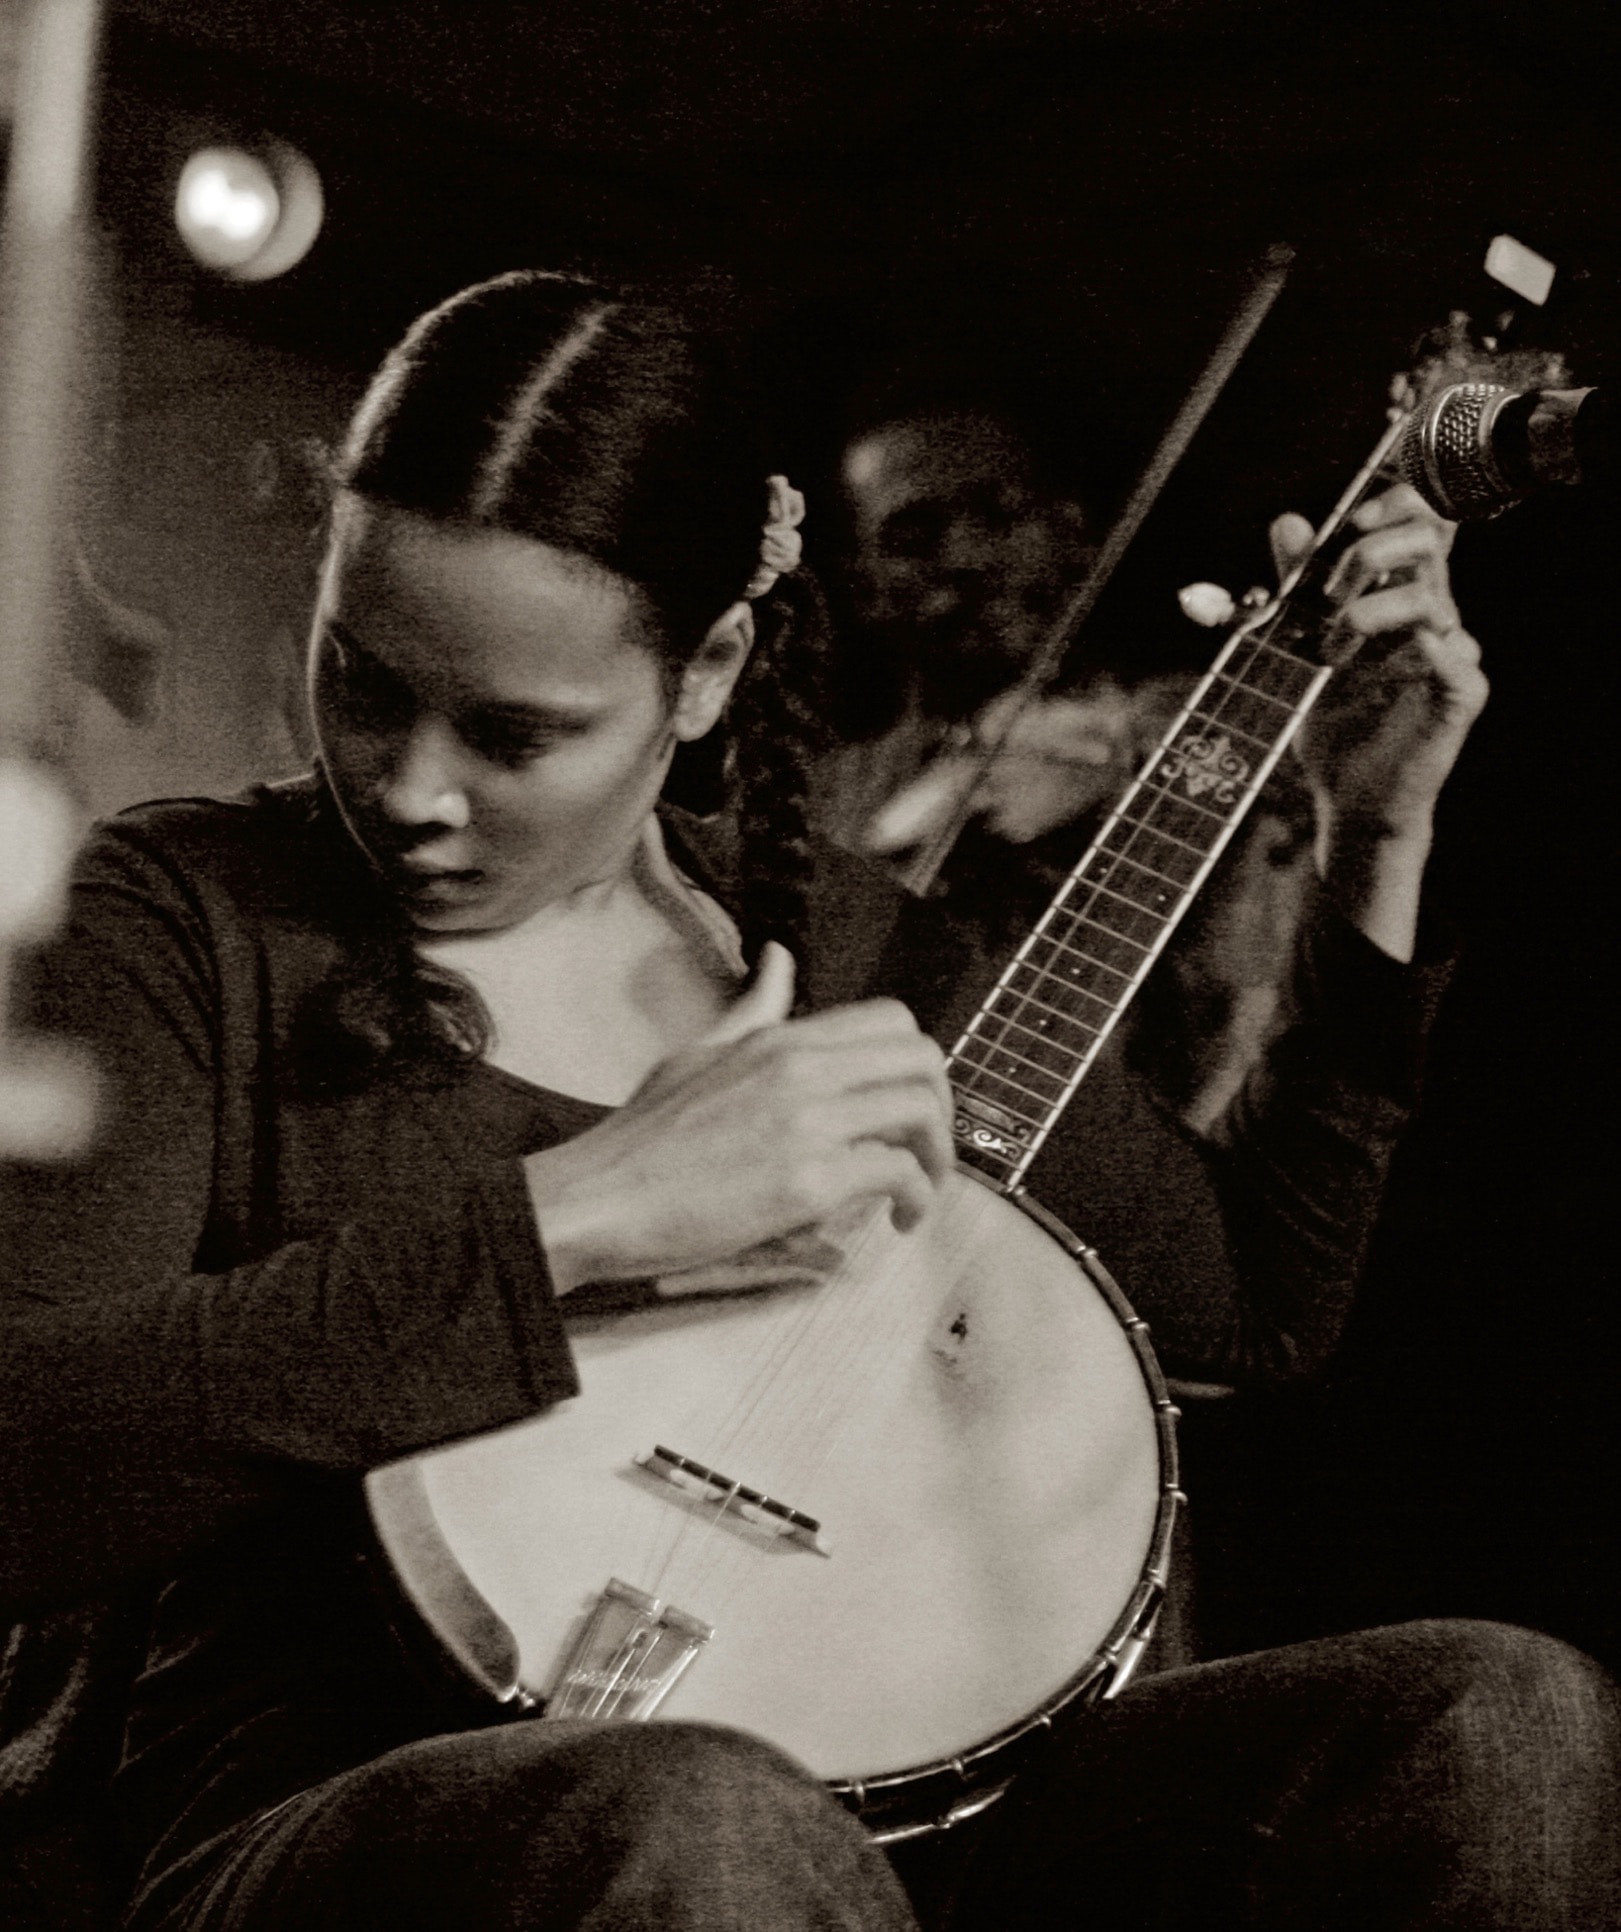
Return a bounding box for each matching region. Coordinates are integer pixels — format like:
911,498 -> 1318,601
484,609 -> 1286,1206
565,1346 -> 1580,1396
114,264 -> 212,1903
367,1171 -> 1179,1838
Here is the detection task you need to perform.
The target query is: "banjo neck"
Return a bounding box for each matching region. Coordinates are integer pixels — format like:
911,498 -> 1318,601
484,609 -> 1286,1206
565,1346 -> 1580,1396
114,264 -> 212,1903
948,410 -> 1410,1193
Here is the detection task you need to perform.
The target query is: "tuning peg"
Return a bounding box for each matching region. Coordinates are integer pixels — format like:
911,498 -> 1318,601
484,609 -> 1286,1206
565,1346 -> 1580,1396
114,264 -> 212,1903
1177,581 -> 1236,628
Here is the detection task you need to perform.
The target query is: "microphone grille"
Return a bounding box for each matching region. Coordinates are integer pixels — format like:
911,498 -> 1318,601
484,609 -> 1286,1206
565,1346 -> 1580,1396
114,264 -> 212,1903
1397,382 -> 1517,520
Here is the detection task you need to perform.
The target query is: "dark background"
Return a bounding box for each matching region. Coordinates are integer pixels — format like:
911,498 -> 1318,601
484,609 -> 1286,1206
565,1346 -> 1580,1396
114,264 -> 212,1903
50,0 -> 1621,1668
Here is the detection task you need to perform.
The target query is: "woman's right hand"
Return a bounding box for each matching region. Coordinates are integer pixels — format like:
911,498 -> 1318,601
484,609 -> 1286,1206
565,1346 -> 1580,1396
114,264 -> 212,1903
523,943 -> 955,1295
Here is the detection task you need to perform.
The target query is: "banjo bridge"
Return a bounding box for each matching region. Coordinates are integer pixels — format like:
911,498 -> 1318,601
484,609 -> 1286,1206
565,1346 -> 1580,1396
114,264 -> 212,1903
546,1578 -> 713,1720
636,1445 -> 831,1555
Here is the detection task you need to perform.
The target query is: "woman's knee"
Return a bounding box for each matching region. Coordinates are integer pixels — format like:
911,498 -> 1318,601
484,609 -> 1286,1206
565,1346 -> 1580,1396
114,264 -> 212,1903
446,1720 -> 905,1929
521,1717 -> 834,1829
1395,1617 -> 1620,1743
1368,1617 -> 1621,1870
335,1715 -> 830,1847
225,1721 -> 893,1929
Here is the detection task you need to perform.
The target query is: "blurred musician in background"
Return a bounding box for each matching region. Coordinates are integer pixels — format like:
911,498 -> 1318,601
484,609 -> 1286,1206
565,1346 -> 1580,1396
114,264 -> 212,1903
819,407 -> 1113,856
1,270 -> 1617,1932
818,405 -> 1316,1128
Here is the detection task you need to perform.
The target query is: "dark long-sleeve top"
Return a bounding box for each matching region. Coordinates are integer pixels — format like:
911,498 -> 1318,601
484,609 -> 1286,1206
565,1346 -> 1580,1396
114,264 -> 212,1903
0,776 -> 1447,1922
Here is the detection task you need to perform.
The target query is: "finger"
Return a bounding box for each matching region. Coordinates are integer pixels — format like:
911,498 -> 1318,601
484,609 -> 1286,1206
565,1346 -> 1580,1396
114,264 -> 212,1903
974,686 -> 1022,737
1414,620 -> 1483,675
1319,623 -> 1486,729
1325,518 -> 1452,601
820,1141 -> 938,1234
1269,512 -> 1315,583
1003,708 -> 1118,767
1326,634 -> 1433,693
1411,624 -> 1489,714
822,1080 -> 955,1185
801,1023 -> 950,1093
780,996 -> 925,1046
706,940 -> 796,1045
1335,579 -> 1461,643
1351,482 -> 1454,543
655,1258 -> 830,1298
765,1028 -> 953,1131
865,757 -> 976,854
1316,622 -> 1366,670
645,984 -> 904,1106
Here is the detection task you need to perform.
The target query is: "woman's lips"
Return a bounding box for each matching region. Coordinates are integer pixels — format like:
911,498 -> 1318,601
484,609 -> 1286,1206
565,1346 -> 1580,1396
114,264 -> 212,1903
389,859 -> 485,897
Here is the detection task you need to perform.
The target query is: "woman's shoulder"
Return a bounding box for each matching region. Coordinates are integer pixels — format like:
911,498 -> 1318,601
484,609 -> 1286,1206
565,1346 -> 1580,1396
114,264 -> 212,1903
75,774 -> 347,918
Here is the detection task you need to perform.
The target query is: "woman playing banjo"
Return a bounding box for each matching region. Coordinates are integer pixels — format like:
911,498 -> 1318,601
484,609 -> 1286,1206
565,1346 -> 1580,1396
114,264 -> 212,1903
1,271 -> 1616,1931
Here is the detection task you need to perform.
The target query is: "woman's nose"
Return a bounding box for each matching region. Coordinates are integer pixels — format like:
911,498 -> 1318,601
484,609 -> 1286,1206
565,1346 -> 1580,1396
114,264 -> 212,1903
378,719 -> 471,831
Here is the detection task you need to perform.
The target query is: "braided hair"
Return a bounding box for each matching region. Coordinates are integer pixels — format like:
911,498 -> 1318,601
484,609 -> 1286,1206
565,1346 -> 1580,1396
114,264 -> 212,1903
305,270 -> 830,1080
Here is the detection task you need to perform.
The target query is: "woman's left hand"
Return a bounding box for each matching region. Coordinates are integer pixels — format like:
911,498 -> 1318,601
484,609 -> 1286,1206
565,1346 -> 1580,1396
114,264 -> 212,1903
1270,483 -> 1488,959
1277,483 -> 1488,841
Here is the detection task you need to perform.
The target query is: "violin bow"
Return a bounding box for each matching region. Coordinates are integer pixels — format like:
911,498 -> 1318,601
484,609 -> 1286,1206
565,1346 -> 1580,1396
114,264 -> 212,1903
899,241 -> 1295,898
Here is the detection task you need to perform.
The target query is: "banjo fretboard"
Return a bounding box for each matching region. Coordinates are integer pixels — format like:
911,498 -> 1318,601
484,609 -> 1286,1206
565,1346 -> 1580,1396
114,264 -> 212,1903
949,411 -> 1410,1190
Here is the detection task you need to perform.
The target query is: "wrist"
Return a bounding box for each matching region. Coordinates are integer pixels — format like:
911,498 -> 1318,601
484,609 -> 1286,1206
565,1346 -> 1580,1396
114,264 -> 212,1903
525,1141 -> 618,1295
1315,805 -> 1435,873
1314,812 -> 1433,965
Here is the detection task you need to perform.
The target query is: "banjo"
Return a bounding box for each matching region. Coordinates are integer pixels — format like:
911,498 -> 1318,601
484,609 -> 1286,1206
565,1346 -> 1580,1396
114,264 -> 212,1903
367,401 -> 1430,1841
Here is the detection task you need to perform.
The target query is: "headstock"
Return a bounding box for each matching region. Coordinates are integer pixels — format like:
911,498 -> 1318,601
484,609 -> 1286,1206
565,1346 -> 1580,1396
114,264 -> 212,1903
1392,308 -> 1573,419
1392,233 -> 1576,416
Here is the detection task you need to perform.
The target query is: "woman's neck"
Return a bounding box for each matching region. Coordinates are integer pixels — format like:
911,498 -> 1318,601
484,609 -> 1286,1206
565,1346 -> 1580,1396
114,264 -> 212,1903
418,818 -> 742,1105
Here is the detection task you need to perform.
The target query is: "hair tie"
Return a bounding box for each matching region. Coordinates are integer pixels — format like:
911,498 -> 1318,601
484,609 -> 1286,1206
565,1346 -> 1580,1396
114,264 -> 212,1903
742,474 -> 805,600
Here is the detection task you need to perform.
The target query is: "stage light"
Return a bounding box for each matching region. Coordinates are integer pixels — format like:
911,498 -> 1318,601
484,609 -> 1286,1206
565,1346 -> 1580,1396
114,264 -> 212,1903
174,141 -> 323,281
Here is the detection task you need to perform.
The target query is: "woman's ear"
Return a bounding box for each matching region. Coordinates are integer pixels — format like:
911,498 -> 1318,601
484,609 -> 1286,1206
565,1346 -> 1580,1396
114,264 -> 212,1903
671,602 -> 755,743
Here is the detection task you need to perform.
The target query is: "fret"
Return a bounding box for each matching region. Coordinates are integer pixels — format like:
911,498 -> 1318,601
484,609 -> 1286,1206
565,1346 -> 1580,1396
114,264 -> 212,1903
1022,938 -> 1132,1003
950,1061 -> 1051,1129
997,1020 -> 1090,1084
1204,667 -> 1295,714
1093,830 -> 1191,892
1104,813 -> 1207,875
1005,959 -> 1114,1029
955,1033 -> 1069,1102
1081,850 -> 1182,916
1032,919 -> 1144,981
1251,633 -> 1321,672
970,1009 -> 1080,1081
1200,674 -> 1295,739
1244,631 -> 1316,673
1224,638 -> 1318,705
1195,696 -> 1288,755
994,974 -> 1107,1050
1259,612 -> 1329,662
1054,878 -> 1167,948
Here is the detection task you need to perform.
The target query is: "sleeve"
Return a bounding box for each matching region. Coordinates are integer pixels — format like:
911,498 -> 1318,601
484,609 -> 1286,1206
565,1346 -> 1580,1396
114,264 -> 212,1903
1180,897 -> 1455,1385
1032,897 -> 1453,1390
0,821 -> 579,1615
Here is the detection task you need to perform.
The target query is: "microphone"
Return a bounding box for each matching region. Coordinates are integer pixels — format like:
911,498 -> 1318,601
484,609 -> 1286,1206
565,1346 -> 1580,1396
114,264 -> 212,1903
1398,383 -> 1606,520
